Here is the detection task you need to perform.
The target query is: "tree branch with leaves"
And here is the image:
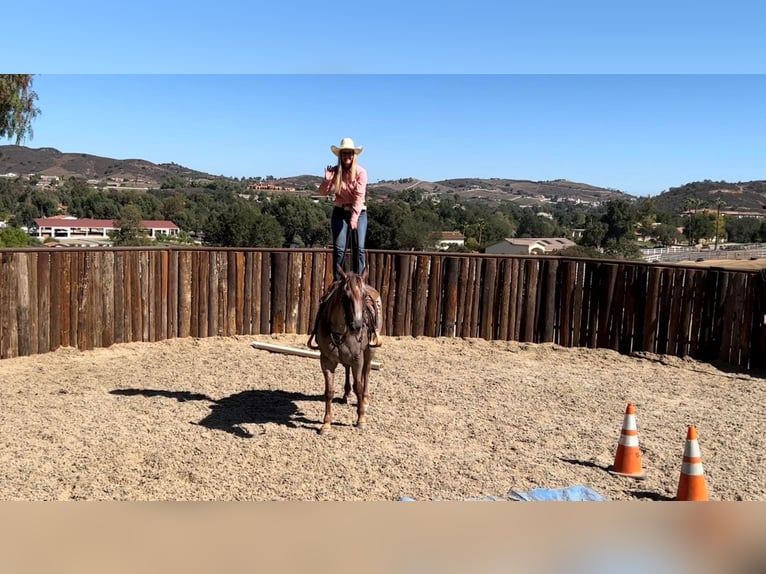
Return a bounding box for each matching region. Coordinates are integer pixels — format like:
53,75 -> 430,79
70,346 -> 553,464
0,75 -> 40,143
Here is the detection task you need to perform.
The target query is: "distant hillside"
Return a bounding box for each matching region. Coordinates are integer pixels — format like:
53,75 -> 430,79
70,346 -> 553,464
650,180 -> 766,214
0,145 -> 215,188
368,177 -> 632,207
4,145 -> 763,213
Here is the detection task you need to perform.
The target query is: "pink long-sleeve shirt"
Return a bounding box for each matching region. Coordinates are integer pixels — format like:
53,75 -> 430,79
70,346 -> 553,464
330,165 -> 368,226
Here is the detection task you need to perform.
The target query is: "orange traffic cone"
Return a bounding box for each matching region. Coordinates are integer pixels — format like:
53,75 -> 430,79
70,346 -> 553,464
676,425 -> 709,501
608,402 -> 646,479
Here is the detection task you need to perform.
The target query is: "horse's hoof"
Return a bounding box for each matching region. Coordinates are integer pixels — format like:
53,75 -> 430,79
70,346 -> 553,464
355,421 -> 367,430
318,424 -> 331,435
341,396 -> 350,405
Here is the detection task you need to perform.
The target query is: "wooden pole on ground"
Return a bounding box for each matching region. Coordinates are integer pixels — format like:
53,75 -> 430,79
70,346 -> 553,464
251,341 -> 383,370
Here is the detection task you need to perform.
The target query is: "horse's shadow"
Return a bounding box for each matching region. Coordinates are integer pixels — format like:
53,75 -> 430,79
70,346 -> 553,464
110,388 -> 324,438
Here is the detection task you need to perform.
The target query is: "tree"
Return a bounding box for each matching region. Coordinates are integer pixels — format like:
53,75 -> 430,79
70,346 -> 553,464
110,204 -> 151,246
654,223 -> 684,247
0,75 -> 40,143
262,195 -> 330,247
601,199 -> 637,243
0,225 -> 40,247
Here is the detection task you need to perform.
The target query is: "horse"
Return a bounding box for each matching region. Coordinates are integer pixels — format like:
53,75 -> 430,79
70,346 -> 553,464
309,267 -> 379,434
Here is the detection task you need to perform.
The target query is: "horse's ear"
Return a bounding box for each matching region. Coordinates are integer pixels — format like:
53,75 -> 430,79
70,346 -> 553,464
336,265 -> 346,279
361,266 -> 369,282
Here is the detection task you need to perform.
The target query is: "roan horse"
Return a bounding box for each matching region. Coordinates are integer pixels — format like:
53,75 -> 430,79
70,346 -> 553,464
308,267 -> 380,434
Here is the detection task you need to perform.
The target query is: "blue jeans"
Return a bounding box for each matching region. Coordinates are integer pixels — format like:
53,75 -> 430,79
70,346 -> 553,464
331,206 -> 367,281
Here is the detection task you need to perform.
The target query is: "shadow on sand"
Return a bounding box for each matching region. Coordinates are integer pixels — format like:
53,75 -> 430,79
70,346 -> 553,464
110,388 -> 324,438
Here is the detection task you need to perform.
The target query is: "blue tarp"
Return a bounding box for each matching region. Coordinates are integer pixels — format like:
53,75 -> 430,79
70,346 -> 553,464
399,485 -> 608,502
507,485 -> 608,501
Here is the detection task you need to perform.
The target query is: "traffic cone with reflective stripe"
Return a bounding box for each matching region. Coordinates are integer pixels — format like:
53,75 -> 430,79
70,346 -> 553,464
608,402 -> 646,479
676,425 -> 709,501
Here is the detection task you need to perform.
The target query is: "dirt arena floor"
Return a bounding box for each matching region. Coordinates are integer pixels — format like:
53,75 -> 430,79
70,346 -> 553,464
0,327 -> 763,501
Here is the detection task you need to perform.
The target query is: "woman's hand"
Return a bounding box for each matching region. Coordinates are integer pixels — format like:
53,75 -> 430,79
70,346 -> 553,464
324,165 -> 337,181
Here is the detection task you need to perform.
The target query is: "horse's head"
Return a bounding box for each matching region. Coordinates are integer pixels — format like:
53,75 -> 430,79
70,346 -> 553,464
337,267 -> 367,333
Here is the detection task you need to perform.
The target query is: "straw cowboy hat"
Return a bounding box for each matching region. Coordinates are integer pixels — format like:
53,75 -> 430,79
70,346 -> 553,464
331,137 -> 364,156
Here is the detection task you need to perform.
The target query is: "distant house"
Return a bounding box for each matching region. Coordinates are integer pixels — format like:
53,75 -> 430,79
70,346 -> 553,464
31,216 -> 180,241
485,237 -> 576,255
435,231 -> 466,250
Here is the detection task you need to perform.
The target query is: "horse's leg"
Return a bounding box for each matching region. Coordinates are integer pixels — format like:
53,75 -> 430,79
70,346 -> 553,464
341,365 -> 352,404
352,360 -> 367,429
361,348 -> 372,411
319,356 -> 336,434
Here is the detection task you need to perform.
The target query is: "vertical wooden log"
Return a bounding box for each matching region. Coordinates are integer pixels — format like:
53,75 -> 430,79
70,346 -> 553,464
100,251 -> 115,348
271,252 -> 288,334
243,251 -> 254,334
540,259 -> 558,343
64,252 -> 77,347
666,268 -> 686,357
195,250 -> 207,338
286,252 -> 301,334
1,254 -> 18,358
677,269 -> 697,357
736,273 -> 755,368
208,251 -> 221,337
16,253 -> 33,357
298,252 -> 313,335
458,258 -> 473,338
90,251 -> 103,349
74,252 -> 88,351
126,251 -> 138,342
508,259 -> 521,342
382,254 -> 395,336
425,255 -> 442,337
596,264 -> 618,349
48,252 -> 62,351
654,268 -> 672,355
112,252 -> 125,344
470,258 -> 482,338
252,251 -> 264,335
393,254 -> 412,336
177,250 -> 191,338
227,252 -> 239,335
37,251 -> 51,353
259,251 -> 271,334
686,267 -> 706,358
140,251 -> 151,342
496,259 -> 511,341
480,258 -> 497,340
147,251 -> 158,342
521,259 -> 539,343
308,251 -> 324,335
569,261 -> 585,348
717,272 -> 739,364
157,250 -> 168,341
618,265 -> 637,355
412,255 -> 430,337
165,249 -> 176,340
441,256 -> 459,337
559,260 -> 575,347
642,266 -> 661,354
28,253 -> 40,355
589,263 -> 605,349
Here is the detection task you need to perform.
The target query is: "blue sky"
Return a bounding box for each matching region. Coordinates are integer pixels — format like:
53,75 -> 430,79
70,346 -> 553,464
4,1 -> 766,197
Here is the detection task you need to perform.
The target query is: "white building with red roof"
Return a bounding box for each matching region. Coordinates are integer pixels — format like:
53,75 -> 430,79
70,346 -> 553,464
32,216 -> 180,240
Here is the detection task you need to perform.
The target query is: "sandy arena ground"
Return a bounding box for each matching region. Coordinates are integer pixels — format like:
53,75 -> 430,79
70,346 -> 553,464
0,329 -> 763,501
